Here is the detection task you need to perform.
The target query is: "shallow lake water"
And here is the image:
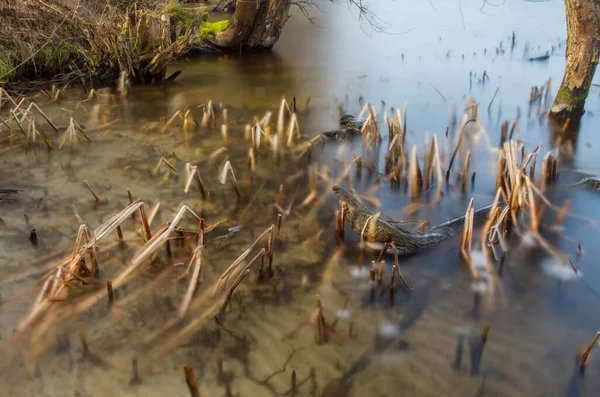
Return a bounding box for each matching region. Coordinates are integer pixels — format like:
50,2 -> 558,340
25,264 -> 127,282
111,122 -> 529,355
2,0 -> 600,396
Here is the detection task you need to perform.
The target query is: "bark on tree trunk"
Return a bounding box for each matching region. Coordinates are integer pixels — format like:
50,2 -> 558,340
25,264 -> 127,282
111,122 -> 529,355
550,0 -> 600,122
210,0 -> 259,48
209,0 -> 291,50
245,0 -> 291,49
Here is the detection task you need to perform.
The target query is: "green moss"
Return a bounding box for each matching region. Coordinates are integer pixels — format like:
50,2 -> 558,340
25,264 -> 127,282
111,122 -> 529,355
556,87 -> 589,106
164,1 -> 202,29
199,20 -> 229,39
557,89 -> 571,101
0,57 -> 14,83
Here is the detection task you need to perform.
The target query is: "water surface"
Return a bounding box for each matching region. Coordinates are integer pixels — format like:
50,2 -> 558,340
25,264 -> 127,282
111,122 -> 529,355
2,1 -> 600,396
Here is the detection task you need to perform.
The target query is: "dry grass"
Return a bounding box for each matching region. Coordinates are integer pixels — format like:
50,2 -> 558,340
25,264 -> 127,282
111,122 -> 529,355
0,0 -> 204,85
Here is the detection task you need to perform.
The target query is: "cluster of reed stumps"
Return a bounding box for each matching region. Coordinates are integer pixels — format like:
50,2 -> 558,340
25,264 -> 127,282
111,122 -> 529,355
0,88 -> 90,149
2,91 -> 340,395
330,95 -> 598,378
3,86 -> 599,393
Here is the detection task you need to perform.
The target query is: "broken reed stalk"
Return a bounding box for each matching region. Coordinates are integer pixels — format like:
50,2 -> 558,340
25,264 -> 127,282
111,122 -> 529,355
446,117 -> 476,181
220,249 -> 264,314
130,358 -> 142,385
291,370 -> 297,395
460,198 -> 475,254
462,151 -> 471,193
276,213 -> 283,238
183,365 -> 200,397
184,163 -> 207,200
424,135 -> 436,189
579,331 -> 600,373
214,226 -> 273,295
277,97 -> 289,137
18,200 -> 147,331
138,204 -> 152,242
335,210 -> 342,245
116,223 -> 124,242
53,206 -> 202,322
377,260 -> 384,285
153,157 -> 178,176
223,161 -> 241,200
525,177 -> 539,232
314,295 -> 328,344
432,135 -> 444,201
267,227 -> 275,277
390,243 -> 413,290
179,219 -> 205,318
409,145 -> 423,200
106,280 -> 114,306
286,113 -> 300,146
83,180 -> 100,202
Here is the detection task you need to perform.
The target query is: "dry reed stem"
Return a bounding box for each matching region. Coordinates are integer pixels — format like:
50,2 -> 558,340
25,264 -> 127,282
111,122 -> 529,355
462,151 -> 471,192
424,135 -> 436,189
579,331 -> 600,373
147,202 -> 161,226
83,180 -> 100,202
153,157 -> 177,176
64,206 -> 202,315
460,199 -> 475,253
139,204 -> 152,241
221,161 -> 241,199
220,248 -> 265,313
213,226 -> 273,295
277,213 -> 283,238
183,110 -> 199,132
357,103 -> 370,120
377,260 -> 385,284
432,135 -> 444,202
446,117 -> 476,181
183,365 -> 200,397
409,145 -> 423,200
106,280 -> 114,306
389,243 -> 412,290
525,177 -> 539,232
184,163 -> 207,200
179,219 -> 205,318
161,110 -> 181,133
286,113 -> 300,146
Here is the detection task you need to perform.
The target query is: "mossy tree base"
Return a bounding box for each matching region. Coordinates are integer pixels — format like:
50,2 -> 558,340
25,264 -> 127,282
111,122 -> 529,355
549,89 -> 587,122
208,0 -> 291,50
549,0 -> 600,124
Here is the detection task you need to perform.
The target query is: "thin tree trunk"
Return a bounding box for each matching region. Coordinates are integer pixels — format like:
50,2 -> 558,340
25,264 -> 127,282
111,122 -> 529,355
550,0 -> 600,122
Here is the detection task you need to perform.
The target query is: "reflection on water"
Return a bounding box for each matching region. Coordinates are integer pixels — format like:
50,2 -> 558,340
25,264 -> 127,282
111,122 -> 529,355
2,0 -> 600,396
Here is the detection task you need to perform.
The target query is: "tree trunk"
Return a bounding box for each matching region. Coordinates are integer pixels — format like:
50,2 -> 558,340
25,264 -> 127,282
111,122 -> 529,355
550,0 -> 600,122
209,0 -> 291,50
210,0 -> 259,48
245,0 -> 292,49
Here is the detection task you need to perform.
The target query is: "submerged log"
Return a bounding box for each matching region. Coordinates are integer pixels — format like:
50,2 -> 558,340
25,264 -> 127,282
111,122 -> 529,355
550,0 -> 600,122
